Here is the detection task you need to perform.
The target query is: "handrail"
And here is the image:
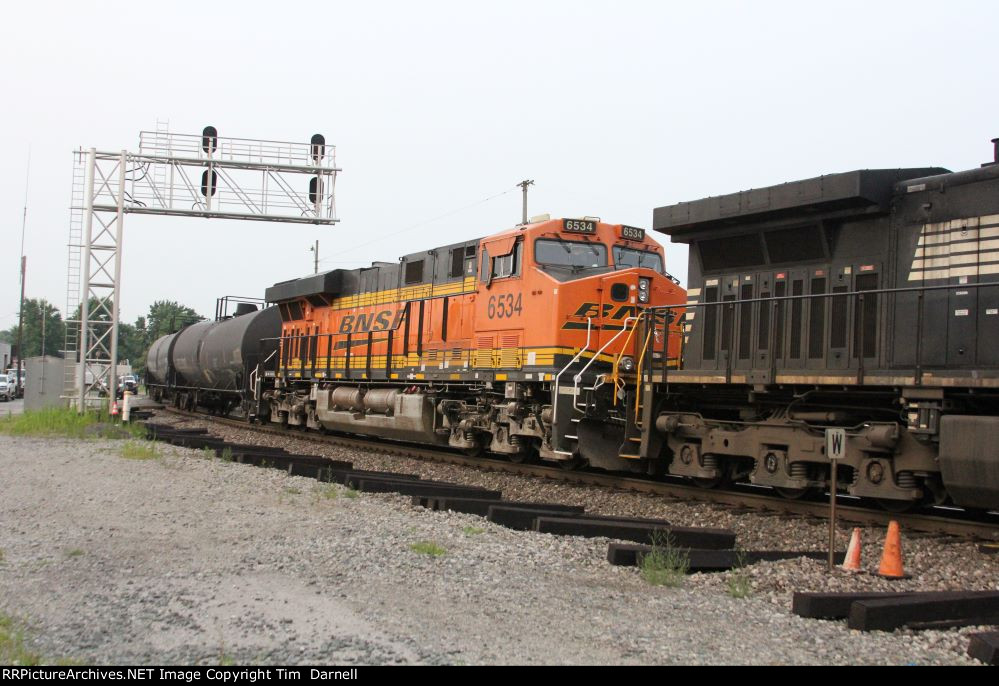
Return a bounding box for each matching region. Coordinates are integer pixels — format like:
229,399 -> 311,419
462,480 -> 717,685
610,311 -> 646,406
573,316 -> 640,413
648,277 -> 999,382
634,327 -> 653,422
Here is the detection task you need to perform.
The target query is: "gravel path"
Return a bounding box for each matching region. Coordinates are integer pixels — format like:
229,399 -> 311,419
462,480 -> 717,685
0,427 -> 994,665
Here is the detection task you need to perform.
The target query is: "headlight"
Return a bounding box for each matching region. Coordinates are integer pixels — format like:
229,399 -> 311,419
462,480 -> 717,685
619,356 -> 636,372
638,278 -> 650,303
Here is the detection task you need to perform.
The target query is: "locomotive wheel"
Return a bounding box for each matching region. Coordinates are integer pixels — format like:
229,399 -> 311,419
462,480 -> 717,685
558,455 -> 584,471
774,487 -> 810,500
462,444 -> 485,458
508,446 -> 539,465
692,461 -> 731,489
876,498 -> 915,513
692,475 -> 726,489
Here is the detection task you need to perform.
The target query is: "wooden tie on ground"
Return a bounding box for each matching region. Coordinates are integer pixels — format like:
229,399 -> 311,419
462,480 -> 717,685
608,543 -> 842,572
793,591 -> 999,631
533,517 -> 735,549
145,422 -> 749,553
967,632 -> 999,665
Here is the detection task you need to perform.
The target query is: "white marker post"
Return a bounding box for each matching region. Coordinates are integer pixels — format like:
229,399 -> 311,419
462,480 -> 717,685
826,428 -> 846,570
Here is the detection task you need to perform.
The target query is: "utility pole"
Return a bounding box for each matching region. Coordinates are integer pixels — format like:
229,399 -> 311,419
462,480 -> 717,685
15,256 -> 25,396
17,149 -> 29,398
518,179 -> 534,225
310,240 -> 319,274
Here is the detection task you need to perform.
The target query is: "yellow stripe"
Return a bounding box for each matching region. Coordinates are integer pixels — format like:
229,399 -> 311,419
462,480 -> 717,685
288,346 -> 616,371
326,278 -> 478,312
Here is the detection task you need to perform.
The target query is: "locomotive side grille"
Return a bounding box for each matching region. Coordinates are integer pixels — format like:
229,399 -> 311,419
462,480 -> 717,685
473,335 -> 495,368
498,332 -> 522,369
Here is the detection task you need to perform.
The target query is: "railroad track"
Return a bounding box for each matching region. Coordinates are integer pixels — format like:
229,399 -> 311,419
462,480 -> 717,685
159,407 -> 999,541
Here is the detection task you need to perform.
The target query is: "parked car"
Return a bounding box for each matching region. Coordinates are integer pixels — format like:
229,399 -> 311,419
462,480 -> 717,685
0,374 -> 10,402
117,375 -> 138,399
6,368 -> 24,398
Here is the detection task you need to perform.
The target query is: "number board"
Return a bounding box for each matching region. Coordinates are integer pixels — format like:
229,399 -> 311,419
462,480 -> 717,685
825,428 -> 846,461
620,226 -> 645,241
562,219 -> 596,235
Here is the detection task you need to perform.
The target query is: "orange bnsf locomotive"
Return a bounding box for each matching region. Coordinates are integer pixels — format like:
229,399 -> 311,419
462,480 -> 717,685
148,217 -> 685,471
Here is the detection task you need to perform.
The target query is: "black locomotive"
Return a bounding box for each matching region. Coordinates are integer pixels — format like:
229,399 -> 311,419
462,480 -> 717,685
635,139 -> 999,510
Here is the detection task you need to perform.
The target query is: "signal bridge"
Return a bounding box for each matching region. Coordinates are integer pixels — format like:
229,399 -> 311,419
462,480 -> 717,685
65,127 -> 340,411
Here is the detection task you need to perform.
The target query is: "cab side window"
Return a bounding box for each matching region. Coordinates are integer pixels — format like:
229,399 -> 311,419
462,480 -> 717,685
491,241 -> 522,279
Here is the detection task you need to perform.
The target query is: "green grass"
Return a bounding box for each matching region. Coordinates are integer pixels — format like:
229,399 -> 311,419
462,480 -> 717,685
0,613 -> 42,666
726,549 -> 753,599
318,485 -> 338,500
461,526 -> 485,536
65,549 -> 85,559
409,541 -> 447,557
343,488 -> 360,499
120,441 -> 159,460
0,407 -> 99,439
640,533 -> 689,587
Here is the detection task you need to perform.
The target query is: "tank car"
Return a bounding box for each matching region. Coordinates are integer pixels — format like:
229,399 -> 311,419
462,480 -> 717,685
634,140 -> 999,510
146,304 -> 281,414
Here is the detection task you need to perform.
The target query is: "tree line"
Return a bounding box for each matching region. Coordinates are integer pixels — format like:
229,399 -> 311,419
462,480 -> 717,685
0,299 -> 203,375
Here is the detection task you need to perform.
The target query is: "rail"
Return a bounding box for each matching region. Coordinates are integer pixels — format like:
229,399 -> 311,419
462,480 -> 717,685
161,407 -> 999,541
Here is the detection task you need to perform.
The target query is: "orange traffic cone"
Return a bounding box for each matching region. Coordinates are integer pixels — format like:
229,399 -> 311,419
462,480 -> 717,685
842,527 -> 862,572
877,520 -> 906,579
111,400 -> 119,417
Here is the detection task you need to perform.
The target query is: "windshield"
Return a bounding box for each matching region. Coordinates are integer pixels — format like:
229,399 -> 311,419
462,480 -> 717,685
0,375 -> 7,383
613,246 -> 664,273
535,239 -> 608,269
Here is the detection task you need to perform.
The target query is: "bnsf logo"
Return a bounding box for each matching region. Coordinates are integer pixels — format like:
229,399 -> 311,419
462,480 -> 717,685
561,302 -> 638,329
338,309 -> 406,334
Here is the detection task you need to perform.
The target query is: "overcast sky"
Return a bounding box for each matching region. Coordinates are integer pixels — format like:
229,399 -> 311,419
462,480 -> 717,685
2,0 -> 997,332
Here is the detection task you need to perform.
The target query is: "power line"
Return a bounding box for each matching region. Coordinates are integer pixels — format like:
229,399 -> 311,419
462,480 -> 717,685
319,184 -> 519,264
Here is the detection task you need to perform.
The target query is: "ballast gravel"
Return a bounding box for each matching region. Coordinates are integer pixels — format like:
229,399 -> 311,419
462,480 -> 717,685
0,427 -> 995,665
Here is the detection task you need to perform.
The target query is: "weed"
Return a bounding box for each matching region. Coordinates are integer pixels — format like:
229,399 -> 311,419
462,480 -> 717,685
461,526 -> 486,536
0,549 -> 4,564
283,486 -> 302,495
123,423 -> 149,441
317,485 -> 338,501
120,441 -> 159,460
201,446 -> 215,459
726,549 -> 753,599
639,532 -> 689,587
65,549 -> 85,559
0,407 -> 99,439
0,613 -> 41,666
216,631 -> 235,666
409,541 -> 447,557
343,488 -> 359,499
220,447 -> 234,462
